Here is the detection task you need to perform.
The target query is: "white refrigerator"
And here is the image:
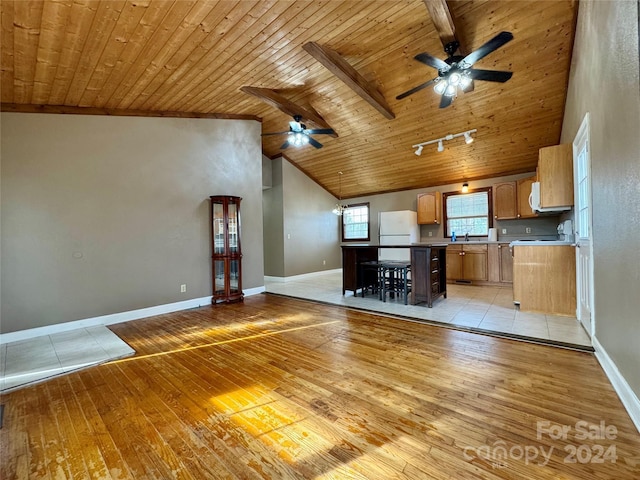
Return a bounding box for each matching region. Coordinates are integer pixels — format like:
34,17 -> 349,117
379,210 -> 420,261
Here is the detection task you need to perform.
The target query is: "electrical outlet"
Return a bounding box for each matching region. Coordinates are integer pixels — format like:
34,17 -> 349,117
502,228 -> 507,234
428,231 -> 433,237
525,227 -> 532,234
323,260 -> 326,265
287,233 -> 291,239
180,284 -> 187,293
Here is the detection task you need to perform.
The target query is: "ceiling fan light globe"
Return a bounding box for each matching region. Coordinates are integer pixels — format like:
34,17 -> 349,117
444,84 -> 457,96
449,72 -> 461,86
460,74 -> 472,89
434,80 -> 447,95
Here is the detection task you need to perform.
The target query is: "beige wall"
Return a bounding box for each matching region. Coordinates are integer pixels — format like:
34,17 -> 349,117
263,156 -> 341,277
561,0 -> 640,396
262,158 -> 285,277
1,113 -> 264,334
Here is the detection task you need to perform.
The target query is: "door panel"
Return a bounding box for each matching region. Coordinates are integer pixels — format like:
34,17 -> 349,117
573,113 -> 593,336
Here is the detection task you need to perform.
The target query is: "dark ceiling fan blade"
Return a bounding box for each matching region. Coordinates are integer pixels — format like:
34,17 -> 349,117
305,128 -> 335,135
396,78 -> 437,100
262,131 -> 290,136
280,141 -> 290,150
467,68 -> 513,82
307,136 -> 323,149
461,31 -> 513,66
414,52 -> 449,70
439,94 -> 454,109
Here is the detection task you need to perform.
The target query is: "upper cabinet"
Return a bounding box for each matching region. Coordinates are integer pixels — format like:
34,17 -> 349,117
417,191 -> 442,225
493,176 -> 538,219
538,144 -> 574,208
493,182 -> 517,220
517,176 -> 537,218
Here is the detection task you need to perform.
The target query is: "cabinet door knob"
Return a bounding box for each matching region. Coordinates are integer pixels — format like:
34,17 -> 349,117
494,215 -> 498,219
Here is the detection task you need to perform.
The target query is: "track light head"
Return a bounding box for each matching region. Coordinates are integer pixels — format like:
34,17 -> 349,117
415,145 -> 423,156
464,131 -> 474,144
437,140 -> 444,152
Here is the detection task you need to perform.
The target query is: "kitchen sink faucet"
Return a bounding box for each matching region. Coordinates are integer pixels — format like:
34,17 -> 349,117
465,233 -> 469,242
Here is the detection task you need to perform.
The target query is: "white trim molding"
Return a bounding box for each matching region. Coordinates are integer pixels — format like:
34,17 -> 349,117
265,268 -> 341,283
0,286 -> 266,345
593,336 -> 640,433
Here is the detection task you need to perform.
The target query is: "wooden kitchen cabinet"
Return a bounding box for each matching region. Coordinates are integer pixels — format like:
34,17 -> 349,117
446,245 -> 462,281
538,144 -> 574,208
463,245 -> 488,281
499,244 -> 513,282
513,244 -> 576,316
446,244 -> 488,282
494,177 -> 538,219
488,243 -> 513,284
493,182 -> 517,219
517,176 -> 537,218
417,191 -> 442,224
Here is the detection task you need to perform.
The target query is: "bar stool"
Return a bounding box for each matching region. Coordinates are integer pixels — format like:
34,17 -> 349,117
359,260 -> 381,298
379,261 -> 412,305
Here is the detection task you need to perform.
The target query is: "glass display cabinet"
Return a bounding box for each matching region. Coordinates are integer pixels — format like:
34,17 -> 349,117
210,196 -> 243,304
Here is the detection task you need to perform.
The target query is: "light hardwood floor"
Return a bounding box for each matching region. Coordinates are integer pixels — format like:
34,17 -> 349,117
1,294 -> 638,479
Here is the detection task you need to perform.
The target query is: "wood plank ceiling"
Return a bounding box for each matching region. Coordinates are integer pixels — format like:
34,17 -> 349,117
0,0 -> 578,199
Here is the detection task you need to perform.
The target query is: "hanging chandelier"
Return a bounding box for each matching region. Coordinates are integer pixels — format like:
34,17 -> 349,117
332,171 -> 347,216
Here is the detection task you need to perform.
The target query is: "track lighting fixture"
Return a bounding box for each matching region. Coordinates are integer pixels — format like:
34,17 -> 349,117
412,129 -> 477,155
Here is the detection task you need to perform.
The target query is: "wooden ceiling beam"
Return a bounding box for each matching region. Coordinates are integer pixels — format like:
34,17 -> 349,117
240,86 -> 338,137
423,0 -> 467,55
302,42 -> 395,120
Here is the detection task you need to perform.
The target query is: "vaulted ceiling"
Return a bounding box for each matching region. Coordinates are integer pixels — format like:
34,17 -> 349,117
0,0 -> 578,199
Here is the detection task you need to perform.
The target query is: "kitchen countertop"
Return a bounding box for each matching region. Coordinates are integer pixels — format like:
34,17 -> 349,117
509,240 -> 575,246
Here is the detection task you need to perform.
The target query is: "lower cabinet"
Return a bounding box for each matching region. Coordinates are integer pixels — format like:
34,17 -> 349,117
488,243 -> 513,283
446,244 -> 488,282
513,245 -> 576,316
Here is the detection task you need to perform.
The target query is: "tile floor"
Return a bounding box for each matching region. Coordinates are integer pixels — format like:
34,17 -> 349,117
0,326 -> 135,392
265,270 -> 592,349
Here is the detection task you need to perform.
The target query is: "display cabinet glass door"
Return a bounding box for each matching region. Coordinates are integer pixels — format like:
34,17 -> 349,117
210,196 -> 243,304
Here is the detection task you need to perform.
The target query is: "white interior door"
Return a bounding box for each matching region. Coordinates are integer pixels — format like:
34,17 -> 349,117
573,113 -> 593,335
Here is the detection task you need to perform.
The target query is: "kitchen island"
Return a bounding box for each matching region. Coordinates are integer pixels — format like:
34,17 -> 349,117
341,244 -> 447,307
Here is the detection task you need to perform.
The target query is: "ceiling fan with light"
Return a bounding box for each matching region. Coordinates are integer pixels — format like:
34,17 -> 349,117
396,31 -> 514,108
262,115 -> 336,150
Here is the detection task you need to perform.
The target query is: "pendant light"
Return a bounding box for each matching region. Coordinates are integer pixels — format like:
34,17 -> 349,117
332,171 -> 346,216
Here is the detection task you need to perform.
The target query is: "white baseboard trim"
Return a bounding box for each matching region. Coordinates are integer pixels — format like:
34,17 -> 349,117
244,285 -> 266,296
0,286 -> 266,345
593,336 -> 640,433
265,268 -> 341,283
